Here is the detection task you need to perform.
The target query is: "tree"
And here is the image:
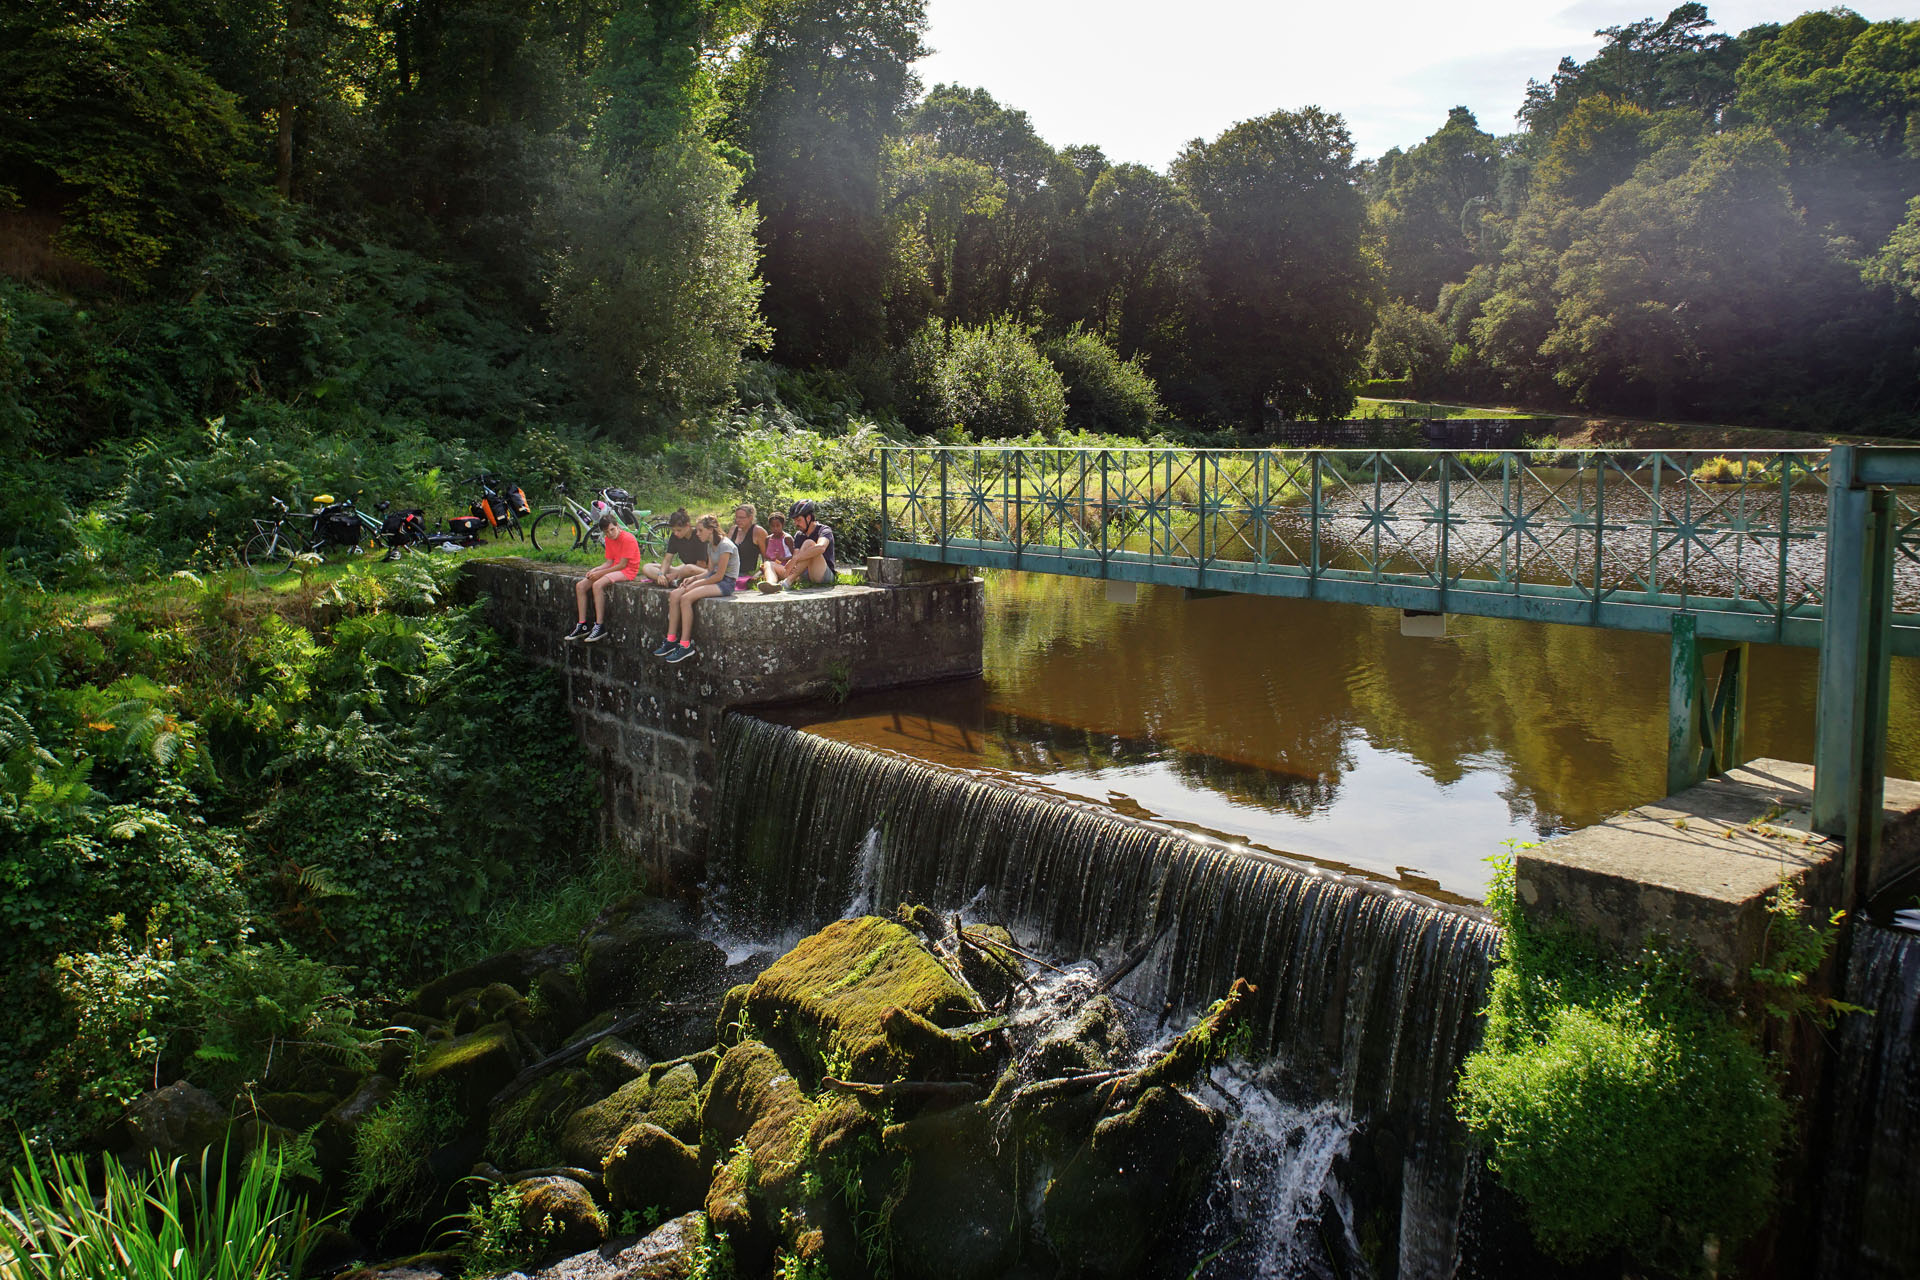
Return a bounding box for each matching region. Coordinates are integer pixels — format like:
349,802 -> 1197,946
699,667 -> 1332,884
1369,107 -> 1502,306
1076,164 -> 1204,361
720,0 -> 927,365
1519,3 -> 1742,139
547,135 -> 769,430
1170,107 -> 1379,424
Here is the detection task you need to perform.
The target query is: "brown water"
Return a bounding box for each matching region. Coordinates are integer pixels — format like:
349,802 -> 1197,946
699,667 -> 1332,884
773,572 -> 1920,901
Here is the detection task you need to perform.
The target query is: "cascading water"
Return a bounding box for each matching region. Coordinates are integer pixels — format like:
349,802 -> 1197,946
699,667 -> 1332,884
709,715 -> 1499,1276
1815,923 -> 1920,1279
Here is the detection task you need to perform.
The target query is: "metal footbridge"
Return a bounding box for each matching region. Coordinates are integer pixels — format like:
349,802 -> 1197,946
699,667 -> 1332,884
879,444 -> 1920,894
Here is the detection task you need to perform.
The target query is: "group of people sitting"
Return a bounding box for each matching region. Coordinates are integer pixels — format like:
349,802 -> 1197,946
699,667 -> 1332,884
563,500 -> 838,661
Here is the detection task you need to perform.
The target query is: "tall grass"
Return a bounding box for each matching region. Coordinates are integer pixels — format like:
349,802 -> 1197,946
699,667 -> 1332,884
0,1140 -> 320,1280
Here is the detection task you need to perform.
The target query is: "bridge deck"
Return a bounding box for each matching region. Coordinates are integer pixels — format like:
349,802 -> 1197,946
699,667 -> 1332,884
880,445 -> 1920,655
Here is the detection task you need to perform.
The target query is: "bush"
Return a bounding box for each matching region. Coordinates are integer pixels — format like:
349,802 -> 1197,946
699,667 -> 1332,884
1041,328 -> 1162,436
1454,857 -> 1787,1268
893,318 -> 1067,439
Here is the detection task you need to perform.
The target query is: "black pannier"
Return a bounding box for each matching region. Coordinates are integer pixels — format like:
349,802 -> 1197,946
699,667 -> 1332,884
448,515 -> 487,543
502,484 -> 531,517
318,502 -> 363,546
602,487 -> 636,524
381,508 -> 426,546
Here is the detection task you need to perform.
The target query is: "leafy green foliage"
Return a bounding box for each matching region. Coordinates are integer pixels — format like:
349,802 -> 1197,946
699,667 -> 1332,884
0,562 -> 591,1143
895,317 -> 1067,439
0,1137 -> 322,1280
460,1181 -> 537,1276
349,1085 -> 462,1216
1041,327 -> 1162,436
1455,855 -> 1787,1267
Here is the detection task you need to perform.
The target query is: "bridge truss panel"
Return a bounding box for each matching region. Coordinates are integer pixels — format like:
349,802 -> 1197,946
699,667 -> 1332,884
881,445 -> 1920,657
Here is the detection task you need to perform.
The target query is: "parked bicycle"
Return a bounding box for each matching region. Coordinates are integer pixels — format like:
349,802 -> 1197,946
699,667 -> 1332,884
528,483 -> 667,556
241,495 -> 392,573
466,473 -> 531,541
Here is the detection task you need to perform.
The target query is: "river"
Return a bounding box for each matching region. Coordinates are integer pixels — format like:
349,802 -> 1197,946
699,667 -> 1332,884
768,571 -> 1920,901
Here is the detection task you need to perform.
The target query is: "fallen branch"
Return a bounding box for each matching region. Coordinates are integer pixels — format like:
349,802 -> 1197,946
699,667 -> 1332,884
1114,977 -> 1258,1099
820,1077 -> 982,1103
488,1010 -> 649,1109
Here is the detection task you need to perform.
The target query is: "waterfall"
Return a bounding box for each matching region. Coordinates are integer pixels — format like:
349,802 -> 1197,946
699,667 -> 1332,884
1816,924 -> 1920,1279
709,715 -> 1499,1275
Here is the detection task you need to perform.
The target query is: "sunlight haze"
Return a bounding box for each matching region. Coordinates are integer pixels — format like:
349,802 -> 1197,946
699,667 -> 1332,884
919,0 -> 1916,165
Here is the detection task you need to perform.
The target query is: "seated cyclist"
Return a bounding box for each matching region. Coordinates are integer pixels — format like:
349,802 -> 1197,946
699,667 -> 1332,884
565,509 -> 641,644
757,500 -> 836,591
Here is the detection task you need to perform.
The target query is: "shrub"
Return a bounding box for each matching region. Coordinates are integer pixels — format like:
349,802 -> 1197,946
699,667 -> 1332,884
1454,856 -> 1787,1268
893,318 -> 1067,439
1041,328 -> 1162,436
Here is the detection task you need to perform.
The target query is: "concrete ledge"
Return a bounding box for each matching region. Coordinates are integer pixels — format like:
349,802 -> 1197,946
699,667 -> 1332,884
460,558 -> 984,887
1518,759 -> 1920,983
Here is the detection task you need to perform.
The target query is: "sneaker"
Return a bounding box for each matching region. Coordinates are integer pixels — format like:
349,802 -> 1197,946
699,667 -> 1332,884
583,624 -> 609,644
651,638 -> 678,657
664,642 -> 697,663
563,622 -> 591,642
754,579 -> 783,595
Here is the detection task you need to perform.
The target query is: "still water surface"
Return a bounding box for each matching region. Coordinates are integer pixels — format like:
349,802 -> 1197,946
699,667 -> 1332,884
773,573 -> 1920,901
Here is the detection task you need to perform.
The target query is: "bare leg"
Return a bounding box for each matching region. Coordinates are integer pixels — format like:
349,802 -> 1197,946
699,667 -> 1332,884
575,574 -> 593,623
678,583 -> 722,643
590,576 -> 612,622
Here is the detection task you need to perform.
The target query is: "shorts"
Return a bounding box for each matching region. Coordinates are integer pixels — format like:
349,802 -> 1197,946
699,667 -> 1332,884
716,576 -> 737,596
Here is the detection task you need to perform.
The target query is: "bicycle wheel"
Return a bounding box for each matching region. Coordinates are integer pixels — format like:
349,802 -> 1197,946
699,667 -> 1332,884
242,529 -> 298,574
531,508 -> 589,552
638,516 -> 672,560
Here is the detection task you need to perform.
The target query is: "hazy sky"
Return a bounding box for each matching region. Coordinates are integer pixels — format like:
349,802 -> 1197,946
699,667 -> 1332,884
916,0 -> 1913,166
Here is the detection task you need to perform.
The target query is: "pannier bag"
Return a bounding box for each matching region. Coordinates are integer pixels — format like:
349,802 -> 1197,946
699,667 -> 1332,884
448,515 -> 487,543
318,501 -> 363,546
603,487 -> 636,524
381,508 -> 426,546
472,496 -> 503,527
503,484 -> 531,517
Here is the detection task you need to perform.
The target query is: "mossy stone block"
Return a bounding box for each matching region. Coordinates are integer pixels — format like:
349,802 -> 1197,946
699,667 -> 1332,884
743,916 -> 981,1082
487,1068 -> 595,1171
511,1174 -> 608,1257
412,1022 -> 526,1116
604,1122 -> 706,1216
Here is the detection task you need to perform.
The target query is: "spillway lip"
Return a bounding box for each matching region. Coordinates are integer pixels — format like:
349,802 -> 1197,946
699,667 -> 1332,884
759,718 -> 1495,925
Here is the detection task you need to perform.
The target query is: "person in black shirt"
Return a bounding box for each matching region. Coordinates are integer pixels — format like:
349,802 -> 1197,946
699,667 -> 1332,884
757,499 -> 837,591
640,508 -> 706,587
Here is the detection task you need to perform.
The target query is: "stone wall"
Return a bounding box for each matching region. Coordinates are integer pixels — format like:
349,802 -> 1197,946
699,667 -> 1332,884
462,559 -> 983,888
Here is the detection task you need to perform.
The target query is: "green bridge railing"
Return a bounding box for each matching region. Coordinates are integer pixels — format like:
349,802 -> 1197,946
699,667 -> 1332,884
878,444 -> 1920,898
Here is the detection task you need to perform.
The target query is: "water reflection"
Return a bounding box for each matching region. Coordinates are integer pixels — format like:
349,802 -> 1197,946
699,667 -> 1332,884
771,573 -> 1920,900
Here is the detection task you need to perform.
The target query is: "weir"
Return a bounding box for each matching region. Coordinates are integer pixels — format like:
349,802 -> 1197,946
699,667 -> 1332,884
708,715 -> 1498,1275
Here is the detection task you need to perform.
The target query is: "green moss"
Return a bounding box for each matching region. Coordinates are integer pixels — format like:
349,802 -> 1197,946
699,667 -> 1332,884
487,1068 -> 594,1171
349,1084 -> 461,1216
1454,856 -> 1788,1268
743,918 -> 981,1082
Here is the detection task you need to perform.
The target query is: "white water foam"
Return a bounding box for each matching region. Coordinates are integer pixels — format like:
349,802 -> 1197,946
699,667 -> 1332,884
1199,1067 -> 1368,1280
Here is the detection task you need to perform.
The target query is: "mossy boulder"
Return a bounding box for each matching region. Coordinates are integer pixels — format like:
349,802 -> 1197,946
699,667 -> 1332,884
114,1081 -> 227,1163
580,898 -> 699,1008
412,1022 -> 528,1116
1031,994 -> 1132,1078
511,1174 -> 609,1257
488,1068 -> 596,1171
315,1074 -> 396,1176
560,1055 -> 715,1170
251,1090 -> 339,1133
1042,1085 -> 1222,1277
584,1037 -> 651,1092
603,1122 -> 706,1216
742,917 -> 984,1083
956,925 -> 1025,1007
700,1041 -> 809,1194
884,1102 -> 1019,1280
409,943 -> 577,1019
531,967 -> 590,1044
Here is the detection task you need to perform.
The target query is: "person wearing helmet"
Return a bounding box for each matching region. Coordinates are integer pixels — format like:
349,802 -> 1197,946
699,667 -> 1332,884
564,509 -> 640,644
757,499 -> 836,592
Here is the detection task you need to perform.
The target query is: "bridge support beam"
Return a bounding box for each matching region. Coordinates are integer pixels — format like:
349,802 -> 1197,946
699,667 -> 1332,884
1812,445 -> 1898,905
1668,615 -> 1748,795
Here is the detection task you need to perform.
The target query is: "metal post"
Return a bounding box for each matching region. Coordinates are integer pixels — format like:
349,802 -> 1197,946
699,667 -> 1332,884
938,450 -> 949,563
879,448 -> 889,549
1812,447 -> 1897,905
1669,613 -> 1749,794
